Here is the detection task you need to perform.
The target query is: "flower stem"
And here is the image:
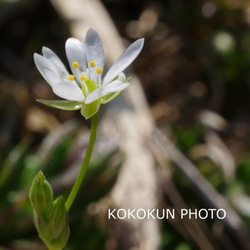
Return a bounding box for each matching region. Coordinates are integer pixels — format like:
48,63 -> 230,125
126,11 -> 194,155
65,111 -> 99,211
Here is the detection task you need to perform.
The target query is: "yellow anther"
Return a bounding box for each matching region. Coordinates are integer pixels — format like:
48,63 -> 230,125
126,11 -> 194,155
89,61 -> 96,68
72,61 -> 79,69
96,67 -> 103,75
68,75 -> 75,81
80,74 -> 86,82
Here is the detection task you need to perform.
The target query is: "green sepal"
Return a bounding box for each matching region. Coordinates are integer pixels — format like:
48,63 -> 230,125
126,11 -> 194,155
81,101 -> 100,119
37,99 -> 82,110
101,91 -> 122,104
33,210 -> 50,243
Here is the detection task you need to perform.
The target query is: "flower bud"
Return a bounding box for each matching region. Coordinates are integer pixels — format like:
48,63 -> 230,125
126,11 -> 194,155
48,196 -> 70,249
29,171 -> 53,213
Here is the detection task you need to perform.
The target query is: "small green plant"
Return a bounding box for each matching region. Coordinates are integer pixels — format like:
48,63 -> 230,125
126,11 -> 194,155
29,28 -> 144,249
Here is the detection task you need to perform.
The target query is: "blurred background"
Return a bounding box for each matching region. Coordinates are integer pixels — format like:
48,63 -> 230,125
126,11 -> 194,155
1,0 -> 250,249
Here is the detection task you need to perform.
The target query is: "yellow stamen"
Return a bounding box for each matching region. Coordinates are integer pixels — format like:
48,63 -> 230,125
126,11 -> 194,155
89,61 -> 96,68
68,75 -> 74,81
80,74 -> 86,82
72,61 -> 79,69
96,67 -> 103,75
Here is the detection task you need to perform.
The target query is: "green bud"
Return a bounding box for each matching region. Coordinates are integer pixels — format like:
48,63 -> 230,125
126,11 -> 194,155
29,173 -> 69,249
29,171 -> 53,213
48,196 -> 70,249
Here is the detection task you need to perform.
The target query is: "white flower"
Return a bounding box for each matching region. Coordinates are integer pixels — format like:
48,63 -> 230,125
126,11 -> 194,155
34,28 -> 144,119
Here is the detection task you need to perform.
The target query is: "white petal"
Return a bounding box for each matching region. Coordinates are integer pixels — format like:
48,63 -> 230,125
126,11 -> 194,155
42,47 -> 69,80
85,87 -> 103,104
43,69 -> 61,86
84,29 -> 105,69
103,80 -> 130,95
103,38 -> 144,85
66,38 -> 87,74
52,81 -> 85,102
34,53 -> 59,86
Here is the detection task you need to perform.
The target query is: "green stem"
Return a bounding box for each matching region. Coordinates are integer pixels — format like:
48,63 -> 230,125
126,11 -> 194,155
65,111 -> 99,211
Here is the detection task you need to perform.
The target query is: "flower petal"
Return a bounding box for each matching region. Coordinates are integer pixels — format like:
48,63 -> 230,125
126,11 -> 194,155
37,99 -> 82,110
43,69 -> 61,86
85,80 -> 130,104
84,29 -> 105,69
103,38 -> 144,85
66,38 -> 87,75
42,47 -> 69,81
85,87 -> 103,104
34,53 -> 59,86
52,81 -> 85,102
103,80 -> 130,95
